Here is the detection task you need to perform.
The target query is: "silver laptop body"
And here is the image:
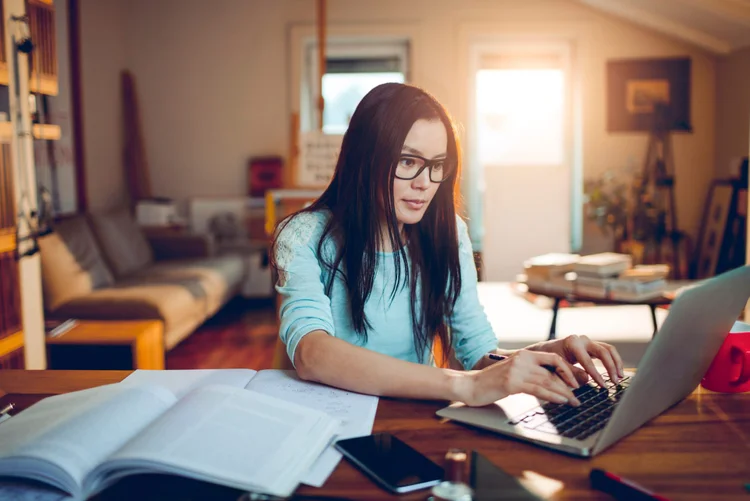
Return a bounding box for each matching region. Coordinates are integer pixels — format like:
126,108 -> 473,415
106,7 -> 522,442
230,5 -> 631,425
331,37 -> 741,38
436,265 -> 750,457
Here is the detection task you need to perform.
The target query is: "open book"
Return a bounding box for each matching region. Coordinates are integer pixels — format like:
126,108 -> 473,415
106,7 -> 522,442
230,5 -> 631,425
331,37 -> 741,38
0,369 -> 343,500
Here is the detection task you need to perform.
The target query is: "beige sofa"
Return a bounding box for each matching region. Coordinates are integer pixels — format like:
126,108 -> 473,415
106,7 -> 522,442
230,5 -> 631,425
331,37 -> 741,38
38,208 -> 247,350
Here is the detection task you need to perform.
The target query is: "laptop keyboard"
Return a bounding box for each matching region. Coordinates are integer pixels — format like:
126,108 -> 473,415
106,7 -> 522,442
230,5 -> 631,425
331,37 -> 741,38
507,374 -> 631,441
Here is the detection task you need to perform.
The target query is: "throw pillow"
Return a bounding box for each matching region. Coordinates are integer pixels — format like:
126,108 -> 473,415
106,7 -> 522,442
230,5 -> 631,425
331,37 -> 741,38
38,215 -> 115,312
89,207 -> 154,277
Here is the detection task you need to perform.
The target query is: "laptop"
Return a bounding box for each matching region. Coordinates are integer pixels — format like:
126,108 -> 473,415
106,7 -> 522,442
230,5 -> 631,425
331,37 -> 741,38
436,265 -> 750,457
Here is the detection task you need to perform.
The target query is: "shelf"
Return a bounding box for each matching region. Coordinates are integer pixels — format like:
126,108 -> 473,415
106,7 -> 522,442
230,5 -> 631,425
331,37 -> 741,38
0,331 -> 24,359
0,122 -> 61,141
0,230 -> 15,254
32,123 -> 61,140
0,65 -> 58,96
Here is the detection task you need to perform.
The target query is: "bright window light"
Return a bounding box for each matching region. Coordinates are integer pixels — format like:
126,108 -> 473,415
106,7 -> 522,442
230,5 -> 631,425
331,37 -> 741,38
476,69 -> 564,166
322,72 -> 405,134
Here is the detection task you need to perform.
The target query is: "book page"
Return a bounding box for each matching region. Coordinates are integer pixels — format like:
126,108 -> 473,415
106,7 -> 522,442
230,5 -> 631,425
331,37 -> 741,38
122,369 -> 257,399
0,480 -> 73,501
0,384 -> 176,496
96,385 -> 339,498
246,370 -> 379,487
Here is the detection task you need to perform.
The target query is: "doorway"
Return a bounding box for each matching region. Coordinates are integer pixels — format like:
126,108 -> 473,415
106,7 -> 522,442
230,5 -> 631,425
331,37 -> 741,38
468,41 -> 577,281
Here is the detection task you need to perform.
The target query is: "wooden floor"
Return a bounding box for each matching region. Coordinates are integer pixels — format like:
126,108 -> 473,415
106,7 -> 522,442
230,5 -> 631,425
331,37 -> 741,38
166,297 -> 278,370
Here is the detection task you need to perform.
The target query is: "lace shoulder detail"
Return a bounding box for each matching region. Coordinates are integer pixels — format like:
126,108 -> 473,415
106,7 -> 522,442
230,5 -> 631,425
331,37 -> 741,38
275,211 -> 327,284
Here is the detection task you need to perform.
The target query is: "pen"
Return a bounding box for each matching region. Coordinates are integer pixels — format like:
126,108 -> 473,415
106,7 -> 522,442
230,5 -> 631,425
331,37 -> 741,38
0,403 -> 14,424
590,468 -> 670,501
487,353 -> 558,374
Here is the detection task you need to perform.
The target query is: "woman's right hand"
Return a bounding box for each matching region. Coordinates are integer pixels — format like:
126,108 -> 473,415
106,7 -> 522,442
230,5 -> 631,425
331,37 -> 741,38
453,350 -> 582,407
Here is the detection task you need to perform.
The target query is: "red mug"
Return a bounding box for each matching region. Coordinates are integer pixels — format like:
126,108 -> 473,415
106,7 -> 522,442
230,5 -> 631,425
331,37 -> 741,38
701,331 -> 750,393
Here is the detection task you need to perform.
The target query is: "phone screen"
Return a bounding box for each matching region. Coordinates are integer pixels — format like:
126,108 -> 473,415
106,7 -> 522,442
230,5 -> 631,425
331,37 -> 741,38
335,433 -> 443,493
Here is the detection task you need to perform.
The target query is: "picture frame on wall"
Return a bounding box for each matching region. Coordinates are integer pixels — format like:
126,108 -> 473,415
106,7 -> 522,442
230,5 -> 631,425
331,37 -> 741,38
606,57 -> 692,132
693,180 -> 734,279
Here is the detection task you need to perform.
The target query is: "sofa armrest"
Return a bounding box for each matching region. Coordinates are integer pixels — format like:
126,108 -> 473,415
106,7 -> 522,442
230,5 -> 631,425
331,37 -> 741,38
146,233 -> 216,260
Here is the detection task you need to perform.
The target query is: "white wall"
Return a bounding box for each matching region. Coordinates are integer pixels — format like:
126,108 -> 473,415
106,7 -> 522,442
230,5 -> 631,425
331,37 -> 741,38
121,0 -> 297,203
80,0 -> 128,211
715,47 -> 750,179
85,0 -> 716,248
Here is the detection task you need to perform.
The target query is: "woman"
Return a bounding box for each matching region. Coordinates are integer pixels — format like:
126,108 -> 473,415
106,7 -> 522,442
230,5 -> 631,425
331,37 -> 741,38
272,83 -> 623,407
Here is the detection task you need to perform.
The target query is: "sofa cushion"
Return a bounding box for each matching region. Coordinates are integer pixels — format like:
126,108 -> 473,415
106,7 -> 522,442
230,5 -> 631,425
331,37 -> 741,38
38,216 -> 115,312
89,207 -> 154,277
132,255 -> 246,315
51,280 -> 207,341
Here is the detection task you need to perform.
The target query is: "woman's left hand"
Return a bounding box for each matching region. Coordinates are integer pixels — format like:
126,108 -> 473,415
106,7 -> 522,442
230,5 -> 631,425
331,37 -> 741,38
534,335 -> 624,387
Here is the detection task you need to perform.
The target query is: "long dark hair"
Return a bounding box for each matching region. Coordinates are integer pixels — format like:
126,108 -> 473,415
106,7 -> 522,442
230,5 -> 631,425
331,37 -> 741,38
272,83 -> 462,364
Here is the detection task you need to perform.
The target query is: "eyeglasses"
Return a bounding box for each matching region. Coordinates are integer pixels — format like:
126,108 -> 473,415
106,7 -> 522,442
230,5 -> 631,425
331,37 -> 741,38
394,154 -> 454,183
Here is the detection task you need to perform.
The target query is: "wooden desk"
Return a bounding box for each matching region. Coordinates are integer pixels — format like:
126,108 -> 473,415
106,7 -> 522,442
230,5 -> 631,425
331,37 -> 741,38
1,370 -> 749,500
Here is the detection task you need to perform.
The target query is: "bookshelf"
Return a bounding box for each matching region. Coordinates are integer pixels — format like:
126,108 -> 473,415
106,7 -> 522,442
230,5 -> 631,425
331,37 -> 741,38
0,230 -> 14,253
0,122 -> 61,141
0,0 -> 59,369
0,140 -> 22,368
0,0 -> 58,96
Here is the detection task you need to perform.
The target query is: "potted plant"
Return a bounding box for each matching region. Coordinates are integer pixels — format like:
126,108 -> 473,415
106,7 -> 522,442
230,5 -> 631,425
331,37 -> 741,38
584,167 -> 668,265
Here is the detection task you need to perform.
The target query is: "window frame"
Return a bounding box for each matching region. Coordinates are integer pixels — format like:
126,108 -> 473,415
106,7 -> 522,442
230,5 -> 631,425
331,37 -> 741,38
301,37 -> 410,132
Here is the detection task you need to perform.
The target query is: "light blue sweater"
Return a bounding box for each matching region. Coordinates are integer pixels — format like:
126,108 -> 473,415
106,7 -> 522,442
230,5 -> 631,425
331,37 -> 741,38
274,210 -> 498,370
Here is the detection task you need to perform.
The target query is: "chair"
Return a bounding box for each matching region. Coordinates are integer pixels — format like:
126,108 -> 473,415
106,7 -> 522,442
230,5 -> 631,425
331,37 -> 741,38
272,337 -> 295,370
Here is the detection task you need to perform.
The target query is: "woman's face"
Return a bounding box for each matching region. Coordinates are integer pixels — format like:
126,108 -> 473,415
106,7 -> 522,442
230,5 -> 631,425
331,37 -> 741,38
392,119 -> 447,228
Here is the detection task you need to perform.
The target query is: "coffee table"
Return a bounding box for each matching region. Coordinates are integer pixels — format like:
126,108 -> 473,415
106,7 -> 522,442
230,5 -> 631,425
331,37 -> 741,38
522,284 -> 674,340
46,320 -> 164,370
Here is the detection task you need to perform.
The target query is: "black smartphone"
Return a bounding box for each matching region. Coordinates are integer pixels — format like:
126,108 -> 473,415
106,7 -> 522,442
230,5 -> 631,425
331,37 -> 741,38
334,433 -> 443,494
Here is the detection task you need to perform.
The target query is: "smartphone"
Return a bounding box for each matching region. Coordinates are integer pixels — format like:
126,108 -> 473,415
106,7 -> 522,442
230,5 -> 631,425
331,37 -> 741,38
335,433 -> 443,494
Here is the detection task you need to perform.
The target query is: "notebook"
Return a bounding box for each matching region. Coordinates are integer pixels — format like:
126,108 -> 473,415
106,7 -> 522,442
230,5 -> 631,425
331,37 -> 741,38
0,369 -> 341,500
121,369 -> 380,487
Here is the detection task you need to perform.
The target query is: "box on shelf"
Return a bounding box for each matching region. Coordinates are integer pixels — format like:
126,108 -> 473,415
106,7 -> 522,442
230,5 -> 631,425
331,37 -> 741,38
248,156 -> 283,197
136,199 -> 178,227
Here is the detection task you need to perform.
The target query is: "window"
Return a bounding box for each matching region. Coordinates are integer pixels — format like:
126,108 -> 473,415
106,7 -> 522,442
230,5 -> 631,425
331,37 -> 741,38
303,39 -> 409,133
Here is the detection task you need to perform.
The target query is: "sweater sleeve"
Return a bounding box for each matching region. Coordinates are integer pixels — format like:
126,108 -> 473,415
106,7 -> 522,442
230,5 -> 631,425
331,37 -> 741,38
450,216 -> 499,370
274,212 -> 336,366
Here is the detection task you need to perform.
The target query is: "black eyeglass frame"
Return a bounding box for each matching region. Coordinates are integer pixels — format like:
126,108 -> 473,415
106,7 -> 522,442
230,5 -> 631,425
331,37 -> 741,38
393,154 -> 455,183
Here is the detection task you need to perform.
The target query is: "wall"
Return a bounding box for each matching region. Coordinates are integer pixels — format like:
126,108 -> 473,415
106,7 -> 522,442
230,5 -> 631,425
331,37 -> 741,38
122,0 -> 298,203
715,47 -> 750,179
93,0 -> 716,248
80,0 -> 128,211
